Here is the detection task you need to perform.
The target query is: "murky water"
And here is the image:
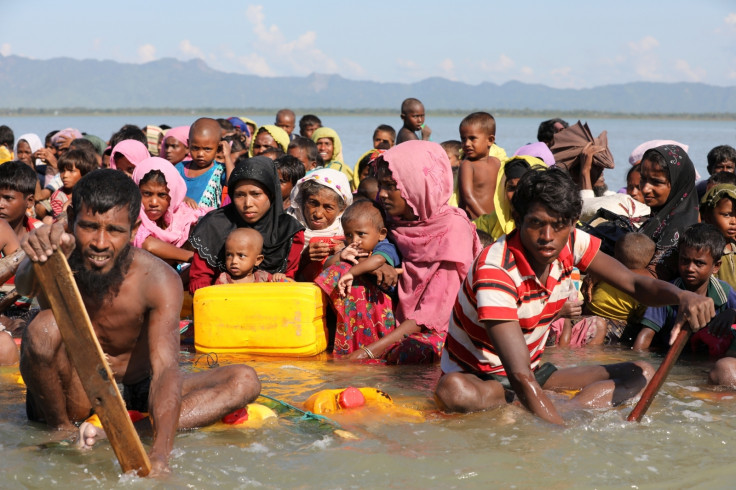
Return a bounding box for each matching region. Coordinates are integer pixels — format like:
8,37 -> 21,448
3,346 -> 736,488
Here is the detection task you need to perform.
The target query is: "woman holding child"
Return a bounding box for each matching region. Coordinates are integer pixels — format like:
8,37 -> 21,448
188,156 -> 305,293
287,168 -> 352,281
638,144 -> 699,280
318,141 -> 481,363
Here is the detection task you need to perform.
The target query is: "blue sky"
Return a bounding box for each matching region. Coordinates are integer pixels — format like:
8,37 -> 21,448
3,1 -> 735,89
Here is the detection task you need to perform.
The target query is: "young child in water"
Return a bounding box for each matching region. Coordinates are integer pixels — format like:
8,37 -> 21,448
458,112 -> 500,220
215,228 -> 287,284
396,98 -> 431,144
50,149 -> 97,219
634,224 -> 736,354
701,184 -> 736,289
316,200 -> 400,358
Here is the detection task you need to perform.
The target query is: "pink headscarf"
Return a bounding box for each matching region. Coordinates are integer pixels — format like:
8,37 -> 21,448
50,128 -> 83,147
160,126 -> 190,161
513,142 -> 555,166
382,141 -> 482,333
109,140 -> 150,171
131,157 -> 206,248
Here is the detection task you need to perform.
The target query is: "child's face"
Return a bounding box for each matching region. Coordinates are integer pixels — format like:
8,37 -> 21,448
189,131 -> 219,169
225,235 -> 264,279
401,104 -> 425,131
445,150 -> 460,169
252,131 -> 278,156
0,188 -> 32,224
139,180 -> 171,224
639,159 -> 671,209
704,197 -> 736,241
304,188 -> 341,230
377,163 -> 415,220
277,169 -> 293,203
61,165 -> 83,191
626,168 -> 645,204
678,245 -> 719,290
164,136 -> 188,164
288,146 -> 316,172
114,154 -> 135,177
16,140 -> 33,166
373,130 -> 394,150
343,216 -> 387,254
316,138 -> 334,162
300,123 -> 320,139
460,123 -> 494,161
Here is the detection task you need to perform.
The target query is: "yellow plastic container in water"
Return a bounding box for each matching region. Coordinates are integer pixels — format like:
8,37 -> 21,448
193,282 -> 328,357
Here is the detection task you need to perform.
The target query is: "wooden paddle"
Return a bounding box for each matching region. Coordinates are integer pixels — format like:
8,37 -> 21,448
627,327 -> 691,422
34,249 -> 151,476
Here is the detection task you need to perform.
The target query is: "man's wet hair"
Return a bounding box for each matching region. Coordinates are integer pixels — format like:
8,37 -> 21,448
709,171 -> 736,187
71,169 -> 141,228
58,148 -> 98,176
707,145 -> 736,174
0,125 -> 14,149
537,118 -> 568,146
299,114 -> 321,136
512,167 -> 582,226
460,112 -> 496,137
0,160 -> 37,196
109,125 -> 147,149
288,137 -> 323,167
341,199 -> 385,230
679,223 -> 726,263
274,154 -> 306,186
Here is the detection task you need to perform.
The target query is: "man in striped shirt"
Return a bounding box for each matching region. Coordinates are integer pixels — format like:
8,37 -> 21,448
435,168 -> 716,424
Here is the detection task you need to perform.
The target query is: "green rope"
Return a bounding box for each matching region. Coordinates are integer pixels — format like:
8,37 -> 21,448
258,393 -> 343,429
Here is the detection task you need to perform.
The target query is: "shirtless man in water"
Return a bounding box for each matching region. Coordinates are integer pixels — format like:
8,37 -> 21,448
17,169 -> 260,476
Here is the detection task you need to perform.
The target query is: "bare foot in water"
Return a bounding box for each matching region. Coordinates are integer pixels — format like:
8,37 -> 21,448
77,421 -> 107,449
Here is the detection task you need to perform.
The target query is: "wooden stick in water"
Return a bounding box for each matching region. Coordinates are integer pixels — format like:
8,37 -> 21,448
627,328 -> 691,422
33,250 -> 151,476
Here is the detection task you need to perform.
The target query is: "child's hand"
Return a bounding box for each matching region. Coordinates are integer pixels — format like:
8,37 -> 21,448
420,124 -> 432,141
272,273 -> 291,282
338,272 -> 355,297
558,299 -> 583,319
708,309 -> 736,338
33,148 -> 57,168
339,242 -> 367,265
183,197 -> 199,210
372,265 -> 403,289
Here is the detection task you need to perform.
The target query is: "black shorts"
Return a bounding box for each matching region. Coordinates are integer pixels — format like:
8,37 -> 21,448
475,362 -> 558,390
118,377 -> 151,413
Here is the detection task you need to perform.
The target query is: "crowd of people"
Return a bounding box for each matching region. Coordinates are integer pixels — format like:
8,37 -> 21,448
0,98 -> 734,474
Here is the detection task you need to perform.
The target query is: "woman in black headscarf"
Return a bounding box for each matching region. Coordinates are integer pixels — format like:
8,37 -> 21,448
188,156 -> 305,292
638,144 -> 699,280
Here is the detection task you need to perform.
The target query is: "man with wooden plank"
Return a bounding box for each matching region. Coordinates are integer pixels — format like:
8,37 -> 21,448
16,169 -> 260,476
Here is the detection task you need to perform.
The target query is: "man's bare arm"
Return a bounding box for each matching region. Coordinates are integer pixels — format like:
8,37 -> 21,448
485,319 -> 564,425
144,260 -> 185,475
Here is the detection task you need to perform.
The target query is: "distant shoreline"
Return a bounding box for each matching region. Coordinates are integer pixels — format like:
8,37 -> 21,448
1,108 -> 734,121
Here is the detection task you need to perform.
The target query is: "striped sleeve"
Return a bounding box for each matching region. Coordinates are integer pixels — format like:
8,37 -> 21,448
474,264 -> 519,323
572,229 -> 601,272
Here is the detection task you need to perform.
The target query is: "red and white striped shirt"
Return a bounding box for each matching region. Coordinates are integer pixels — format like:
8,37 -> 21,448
441,228 -> 600,376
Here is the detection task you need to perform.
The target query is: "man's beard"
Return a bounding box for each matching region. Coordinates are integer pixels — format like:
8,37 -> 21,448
593,183 -> 609,197
68,245 -> 133,305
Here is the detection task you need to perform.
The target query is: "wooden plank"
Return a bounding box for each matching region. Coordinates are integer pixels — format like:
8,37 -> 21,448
34,250 -> 151,476
627,328 -> 691,422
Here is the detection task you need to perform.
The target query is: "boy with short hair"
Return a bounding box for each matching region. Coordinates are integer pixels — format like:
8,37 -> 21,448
215,228 -> 287,284
458,112 -> 500,219
634,224 -> 736,355
396,98 -> 431,144
50,149 -> 98,219
275,109 -> 297,139
274,154 -> 306,210
436,167 -> 715,424
175,118 -> 227,209
372,125 -> 396,150
288,137 -> 322,172
0,161 -> 41,240
299,114 -> 322,139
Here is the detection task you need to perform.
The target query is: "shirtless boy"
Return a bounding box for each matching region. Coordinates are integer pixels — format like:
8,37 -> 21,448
458,112 -> 500,220
18,169 -> 260,476
275,109 -> 296,140
396,98 -> 431,144
436,167 -> 715,424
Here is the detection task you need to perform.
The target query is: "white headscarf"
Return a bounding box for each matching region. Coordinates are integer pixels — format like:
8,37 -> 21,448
287,168 -> 353,243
